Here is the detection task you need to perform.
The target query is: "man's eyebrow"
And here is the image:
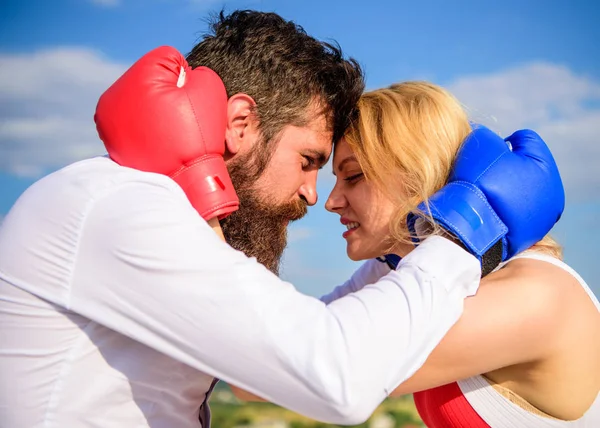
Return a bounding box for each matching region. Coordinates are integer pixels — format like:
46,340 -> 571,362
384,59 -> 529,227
304,149 -> 329,168
332,155 -> 358,176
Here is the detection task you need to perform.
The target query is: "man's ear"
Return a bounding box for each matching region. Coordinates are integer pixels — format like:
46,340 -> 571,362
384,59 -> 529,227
225,93 -> 258,156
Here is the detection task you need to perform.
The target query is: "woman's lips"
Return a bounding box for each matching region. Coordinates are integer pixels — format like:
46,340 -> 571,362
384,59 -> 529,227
342,222 -> 360,239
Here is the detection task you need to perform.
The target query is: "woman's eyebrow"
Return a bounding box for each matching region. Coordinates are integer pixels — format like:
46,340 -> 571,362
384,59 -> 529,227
332,155 -> 358,176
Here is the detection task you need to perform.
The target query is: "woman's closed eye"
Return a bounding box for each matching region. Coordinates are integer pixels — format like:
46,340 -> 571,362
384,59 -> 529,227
344,172 -> 364,184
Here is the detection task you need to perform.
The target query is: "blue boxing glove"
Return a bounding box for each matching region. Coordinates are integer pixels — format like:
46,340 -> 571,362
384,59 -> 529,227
408,125 -> 565,276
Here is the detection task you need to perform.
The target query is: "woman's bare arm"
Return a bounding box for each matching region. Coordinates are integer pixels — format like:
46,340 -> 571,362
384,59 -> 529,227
390,258 -> 574,396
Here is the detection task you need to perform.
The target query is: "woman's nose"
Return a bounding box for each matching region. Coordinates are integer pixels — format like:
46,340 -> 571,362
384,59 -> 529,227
325,184 -> 347,213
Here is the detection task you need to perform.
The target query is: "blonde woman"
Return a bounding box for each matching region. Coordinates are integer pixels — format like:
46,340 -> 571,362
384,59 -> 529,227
321,82 -> 600,426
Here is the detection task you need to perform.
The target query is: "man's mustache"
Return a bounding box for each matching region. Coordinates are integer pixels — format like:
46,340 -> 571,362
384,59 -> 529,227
279,198 -> 308,222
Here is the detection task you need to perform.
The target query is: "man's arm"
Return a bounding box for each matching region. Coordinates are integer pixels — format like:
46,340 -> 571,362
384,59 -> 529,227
319,258 -> 391,304
316,254 -> 576,400
230,258 -> 393,402
67,181 -> 480,425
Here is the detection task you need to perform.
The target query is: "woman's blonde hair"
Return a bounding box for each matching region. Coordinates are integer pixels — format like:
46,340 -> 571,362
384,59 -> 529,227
344,81 -> 562,259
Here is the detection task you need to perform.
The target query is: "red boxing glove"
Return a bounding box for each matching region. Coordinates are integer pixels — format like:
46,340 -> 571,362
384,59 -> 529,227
94,46 -> 239,220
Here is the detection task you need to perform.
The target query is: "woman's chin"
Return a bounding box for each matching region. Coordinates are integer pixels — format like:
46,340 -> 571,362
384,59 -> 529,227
346,245 -> 372,262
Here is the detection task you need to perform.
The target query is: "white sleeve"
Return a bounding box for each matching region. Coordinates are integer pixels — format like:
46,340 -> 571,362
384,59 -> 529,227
68,182 -> 480,425
320,259 -> 391,304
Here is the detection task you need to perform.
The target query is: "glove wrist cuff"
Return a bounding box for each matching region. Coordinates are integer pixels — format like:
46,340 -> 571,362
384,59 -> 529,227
170,155 -> 239,220
411,182 -> 509,276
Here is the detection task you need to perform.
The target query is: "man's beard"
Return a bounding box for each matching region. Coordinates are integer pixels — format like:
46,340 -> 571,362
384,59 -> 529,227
221,151 -> 308,276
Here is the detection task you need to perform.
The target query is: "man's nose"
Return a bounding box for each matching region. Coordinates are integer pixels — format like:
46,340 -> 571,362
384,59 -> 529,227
299,170 -> 319,206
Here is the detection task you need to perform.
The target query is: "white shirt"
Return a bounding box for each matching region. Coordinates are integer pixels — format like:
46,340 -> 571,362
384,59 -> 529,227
0,156 -> 480,427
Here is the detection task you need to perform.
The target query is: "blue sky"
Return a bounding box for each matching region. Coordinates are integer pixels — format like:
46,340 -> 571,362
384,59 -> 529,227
0,0 -> 599,298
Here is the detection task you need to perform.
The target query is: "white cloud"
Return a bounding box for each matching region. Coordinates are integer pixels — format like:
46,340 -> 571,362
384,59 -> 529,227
90,0 -> 120,6
0,47 -> 126,176
447,62 -> 600,201
288,226 -> 314,243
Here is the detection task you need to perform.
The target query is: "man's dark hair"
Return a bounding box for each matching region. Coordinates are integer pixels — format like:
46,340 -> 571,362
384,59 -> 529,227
187,10 -> 364,157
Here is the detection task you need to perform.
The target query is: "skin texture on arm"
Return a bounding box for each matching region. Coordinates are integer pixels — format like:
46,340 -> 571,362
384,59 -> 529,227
390,257 -> 600,420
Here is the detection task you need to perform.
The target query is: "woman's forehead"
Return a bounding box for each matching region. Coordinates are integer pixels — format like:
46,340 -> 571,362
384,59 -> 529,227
332,140 -> 359,175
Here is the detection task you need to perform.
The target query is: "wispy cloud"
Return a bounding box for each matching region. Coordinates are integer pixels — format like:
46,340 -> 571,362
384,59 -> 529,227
448,62 -> 600,201
288,226 -> 314,243
0,47 -> 126,176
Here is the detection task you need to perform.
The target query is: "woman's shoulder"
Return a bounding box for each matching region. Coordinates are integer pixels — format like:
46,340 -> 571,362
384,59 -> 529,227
487,254 -> 573,302
484,252 -> 600,421
480,252 -> 597,347
500,252 -> 598,311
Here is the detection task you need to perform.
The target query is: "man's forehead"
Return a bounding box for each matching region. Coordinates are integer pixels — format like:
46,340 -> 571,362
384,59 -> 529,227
315,131 -> 334,163
299,119 -> 333,155
282,107 -> 334,159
